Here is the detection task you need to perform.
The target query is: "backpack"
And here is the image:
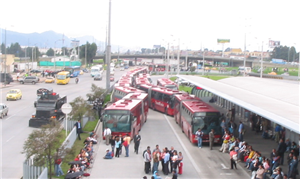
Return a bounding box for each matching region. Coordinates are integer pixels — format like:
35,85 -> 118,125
142,150 -> 147,158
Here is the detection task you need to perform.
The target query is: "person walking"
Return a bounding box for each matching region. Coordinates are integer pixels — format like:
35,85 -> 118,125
134,131 -> 141,154
103,127 -> 111,145
54,157 -> 64,177
74,120 -> 82,140
195,128 -> 204,148
209,129 -> 215,150
229,148 -> 237,169
277,138 -> 287,165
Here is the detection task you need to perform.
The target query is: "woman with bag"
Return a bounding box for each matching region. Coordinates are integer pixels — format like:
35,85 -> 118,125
123,134 -> 131,157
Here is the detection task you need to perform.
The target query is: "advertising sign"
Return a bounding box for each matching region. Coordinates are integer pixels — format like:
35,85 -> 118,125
269,40 -> 280,48
217,39 -> 230,43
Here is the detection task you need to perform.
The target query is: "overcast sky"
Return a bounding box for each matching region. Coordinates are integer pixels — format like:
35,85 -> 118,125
1,0 -> 299,52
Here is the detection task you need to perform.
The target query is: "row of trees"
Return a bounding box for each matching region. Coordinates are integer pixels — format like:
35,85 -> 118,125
271,46 -> 299,62
1,42 -> 98,65
22,84 -> 105,179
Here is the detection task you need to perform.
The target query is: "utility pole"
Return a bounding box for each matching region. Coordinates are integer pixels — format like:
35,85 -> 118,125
4,28 -> 7,86
260,41 -> 263,78
177,39 -> 180,75
106,0 -> 112,90
85,41 -> 87,67
166,43 -> 169,78
202,45 -> 205,76
243,32 -> 246,76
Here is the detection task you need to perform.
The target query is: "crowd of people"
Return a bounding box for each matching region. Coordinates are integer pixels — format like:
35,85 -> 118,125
143,145 -> 182,179
63,130 -> 98,179
215,111 -> 299,179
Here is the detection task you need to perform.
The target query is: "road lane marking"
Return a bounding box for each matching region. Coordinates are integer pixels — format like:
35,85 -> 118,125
4,114 -> 16,120
221,163 -> 229,169
164,115 -> 201,174
6,136 -> 15,142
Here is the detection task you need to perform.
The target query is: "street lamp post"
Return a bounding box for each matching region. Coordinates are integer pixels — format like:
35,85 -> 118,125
106,0 -> 112,90
4,28 -> 7,85
166,43 -> 170,78
177,39 -> 180,75
54,40 -> 62,71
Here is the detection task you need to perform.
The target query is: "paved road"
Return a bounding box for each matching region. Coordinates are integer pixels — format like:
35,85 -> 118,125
0,68 -> 126,179
88,108 -> 250,179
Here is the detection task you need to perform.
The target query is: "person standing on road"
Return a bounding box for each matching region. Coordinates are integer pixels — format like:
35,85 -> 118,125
115,137 -> 121,158
229,148 -> 237,169
238,121 -> 244,142
195,128 -> 204,148
124,134 -> 131,157
277,138 -> 287,165
103,127 -> 111,145
144,148 -> 152,174
163,148 -> 170,175
134,132 -> 141,154
209,129 -> 215,150
74,120 -> 82,140
169,146 -> 175,173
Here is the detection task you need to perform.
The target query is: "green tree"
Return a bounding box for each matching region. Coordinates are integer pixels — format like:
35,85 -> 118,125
86,83 -> 106,102
7,43 -> 24,57
69,96 -> 93,121
79,42 -> 97,65
46,48 -> 54,56
61,47 -> 70,56
22,119 -> 69,179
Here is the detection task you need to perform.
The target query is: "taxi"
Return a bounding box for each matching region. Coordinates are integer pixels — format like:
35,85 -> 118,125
80,70 -> 84,75
6,89 -> 22,101
45,77 -> 55,83
268,72 -> 277,75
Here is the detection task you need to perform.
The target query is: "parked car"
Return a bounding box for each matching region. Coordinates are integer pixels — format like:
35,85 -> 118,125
45,77 -> 55,83
30,69 -> 41,73
6,89 -> 22,101
94,74 -> 102,81
0,103 -> 9,119
19,76 -> 40,84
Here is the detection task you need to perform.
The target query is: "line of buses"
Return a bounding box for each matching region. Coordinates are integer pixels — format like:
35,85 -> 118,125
102,67 -> 222,144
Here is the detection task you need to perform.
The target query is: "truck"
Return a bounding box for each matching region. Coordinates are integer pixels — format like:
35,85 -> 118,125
29,87 -> 67,127
90,65 -> 103,77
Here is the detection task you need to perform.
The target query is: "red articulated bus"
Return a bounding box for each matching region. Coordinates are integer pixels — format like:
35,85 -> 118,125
102,98 -> 145,139
111,86 -> 144,102
157,78 -> 178,90
149,87 -> 182,116
177,100 -> 222,144
123,92 -> 149,125
147,64 -> 170,72
174,93 -> 201,124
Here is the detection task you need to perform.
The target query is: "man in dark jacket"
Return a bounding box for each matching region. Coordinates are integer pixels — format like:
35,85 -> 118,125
133,131 -> 141,154
277,139 -> 287,165
74,120 -> 82,140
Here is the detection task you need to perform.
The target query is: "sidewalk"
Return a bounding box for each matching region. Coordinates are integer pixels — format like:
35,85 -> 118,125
206,98 -> 290,177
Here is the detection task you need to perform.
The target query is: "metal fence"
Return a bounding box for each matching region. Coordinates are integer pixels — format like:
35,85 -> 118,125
23,158 -> 48,179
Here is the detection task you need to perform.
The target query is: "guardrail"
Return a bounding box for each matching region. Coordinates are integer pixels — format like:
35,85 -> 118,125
248,73 -> 299,80
23,158 -> 47,179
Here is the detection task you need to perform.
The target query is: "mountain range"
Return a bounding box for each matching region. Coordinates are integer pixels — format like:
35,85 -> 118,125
0,29 -> 122,52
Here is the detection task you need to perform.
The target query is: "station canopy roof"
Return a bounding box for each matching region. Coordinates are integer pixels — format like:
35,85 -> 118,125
177,75 -> 300,134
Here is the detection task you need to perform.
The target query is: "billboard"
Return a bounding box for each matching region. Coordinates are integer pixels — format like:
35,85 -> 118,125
153,45 -> 161,48
269,40 -> 280,48
217,39 -> 230,43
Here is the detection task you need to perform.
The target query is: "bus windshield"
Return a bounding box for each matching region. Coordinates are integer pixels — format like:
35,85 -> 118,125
91,69 -> 99,72
193,112 -> 220,134
103,110 -> 131,132
57,75 -> 66,80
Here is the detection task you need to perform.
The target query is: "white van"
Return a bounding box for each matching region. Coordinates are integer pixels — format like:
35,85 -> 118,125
238,66 -> 251,74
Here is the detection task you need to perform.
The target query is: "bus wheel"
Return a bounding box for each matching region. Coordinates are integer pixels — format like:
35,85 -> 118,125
165,108 -> 168,115
188,132 -> 190,142
175,116 -> 178,124
181,123 -> 184,133
152,104 -> 156,111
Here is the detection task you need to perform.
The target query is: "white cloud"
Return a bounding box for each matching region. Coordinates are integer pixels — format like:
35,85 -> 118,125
1,0 -> 299,51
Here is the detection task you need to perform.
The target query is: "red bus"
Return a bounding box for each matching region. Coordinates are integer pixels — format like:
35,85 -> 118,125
111,86 -> 144,102
149,87 -> 182,116
102,98 -> 144,139
157,78 -> 178,90
174,93 -> 201,124
178,100 -> 222,144
123,92 -> 149,125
